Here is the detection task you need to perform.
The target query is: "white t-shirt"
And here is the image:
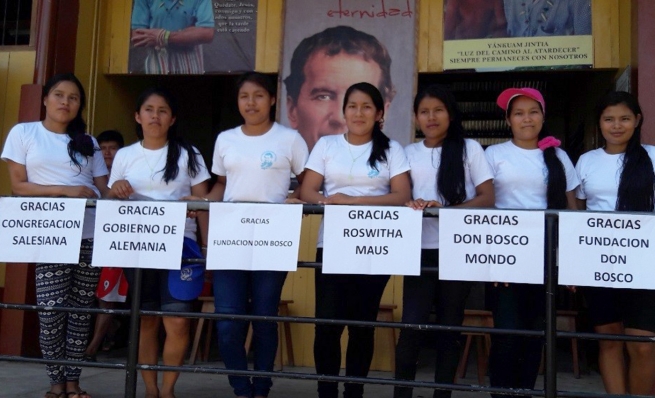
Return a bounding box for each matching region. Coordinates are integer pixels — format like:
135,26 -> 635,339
212,122 -> 309,203
575,145 -> 655,211
485,140 -> 579,210
109,142 -> 210,240
1,121 -> 108,239
405,139 -> 494,249
305,134 -> 410,247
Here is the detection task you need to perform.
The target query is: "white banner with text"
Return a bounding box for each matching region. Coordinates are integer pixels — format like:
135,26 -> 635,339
322,206 -> 422,275
439,209 -> 545,284
559,212 -> 655,289
206,203 -> 303,271
92,201 -> 187,269
0,197 -> 86,263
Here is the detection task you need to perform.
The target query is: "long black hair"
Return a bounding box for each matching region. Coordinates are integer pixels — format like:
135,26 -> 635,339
414,84 -> 467,206
507,97 -> 568,209
43,73 -> 94,170
342,82 -> 390,170
596,91 -> 654,211
135,87 -> 202,184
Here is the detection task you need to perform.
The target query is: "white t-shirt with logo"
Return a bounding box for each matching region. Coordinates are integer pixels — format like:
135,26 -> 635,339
575,145 -> 655,211
212,122 -> 309,203
109,142 -> 210,240
1,121 -> 108,239
485,140 -> 579,210
305,134 -> 410,247
405,139 -> 494,249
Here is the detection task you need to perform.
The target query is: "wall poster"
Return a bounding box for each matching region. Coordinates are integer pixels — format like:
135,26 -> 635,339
443,0 -> 593,71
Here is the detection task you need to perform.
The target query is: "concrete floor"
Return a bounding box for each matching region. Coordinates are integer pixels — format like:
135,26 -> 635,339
0,346 -> 606,398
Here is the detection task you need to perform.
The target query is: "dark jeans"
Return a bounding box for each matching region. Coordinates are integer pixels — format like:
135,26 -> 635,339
488,283 -> 545,398
314,249 -> 390,398
213,270 -> 288,397
394,249 -> 472,398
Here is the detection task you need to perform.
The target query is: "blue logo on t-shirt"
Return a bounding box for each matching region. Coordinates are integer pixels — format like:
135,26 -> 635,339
261,151 -> 276,169
368,164 -> 380,178
70,152 -> 88,169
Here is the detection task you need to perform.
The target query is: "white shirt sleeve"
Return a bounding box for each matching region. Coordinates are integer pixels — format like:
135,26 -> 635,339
387,140 -> 410,178
1,124 -> 27,165
211,134 -> 226,176
189,147 -> 211,186
467,140 -> 494,186
305,136 -> 327,176
556,148 -> 580,192
574,156 -> 587,200
108,148 -> 127,189
484,145 -> 498,176
91,138 -> 109,178
290,133 -> 309,176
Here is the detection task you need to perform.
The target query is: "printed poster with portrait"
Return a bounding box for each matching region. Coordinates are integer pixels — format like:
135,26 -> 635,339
279,0 -> 418,149
443,0 -> 593,71
128,0 -> 257,74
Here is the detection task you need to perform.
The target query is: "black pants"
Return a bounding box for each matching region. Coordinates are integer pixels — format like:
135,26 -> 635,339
488,283 -> 545,398
314,249 -> 390,398
394,249 -> 472,398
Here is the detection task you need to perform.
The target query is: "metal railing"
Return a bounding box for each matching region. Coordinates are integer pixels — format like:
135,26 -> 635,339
1,202 -> 653,398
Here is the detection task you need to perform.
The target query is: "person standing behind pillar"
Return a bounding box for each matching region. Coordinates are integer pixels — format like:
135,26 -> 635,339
1,73 -> 109,398
485,87 -> 578,398
576,91 -> 655,396
300,82 -> 411,398
84,130 -> 129,362
108,87 -> 210,398
394,84 -> 494,398
199,72 -> 308,398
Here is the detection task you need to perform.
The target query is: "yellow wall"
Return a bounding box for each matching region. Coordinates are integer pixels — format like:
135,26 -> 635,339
0,49 -> 36,287
618,0 -> 632,70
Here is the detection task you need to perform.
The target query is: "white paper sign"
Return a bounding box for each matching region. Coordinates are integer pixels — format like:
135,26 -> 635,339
322,206 -> 422,275
559,212 -> 655,289
0,197 -> 86,263
92,201 -> 187,269
206,203 -> 303,271
439,209 -> 545,284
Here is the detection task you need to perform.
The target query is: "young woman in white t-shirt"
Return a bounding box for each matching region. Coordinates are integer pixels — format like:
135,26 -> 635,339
300,82 -> 411,398
575,91 -> 655,395
199,72 -> 308,398
394,85 -> 494,398
485,88 -> 579,398
1,73 -> 108,398
108,87 -> 210,398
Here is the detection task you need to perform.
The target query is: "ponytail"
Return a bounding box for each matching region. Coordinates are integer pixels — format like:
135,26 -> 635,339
162,138 -> 202,183
542,146 -> 568,209
616,137 -> 654,211
538,124 -> 568,209
368,121 -> 390,170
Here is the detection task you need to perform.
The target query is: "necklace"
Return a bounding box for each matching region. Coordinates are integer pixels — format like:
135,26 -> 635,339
346,133 -> 372,181
430,147 -> 440,170
141,141 -> 167,191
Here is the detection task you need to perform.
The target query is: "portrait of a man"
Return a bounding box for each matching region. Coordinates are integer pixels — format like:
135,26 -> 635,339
279,0 -> 417,149
283,26 -> 395,151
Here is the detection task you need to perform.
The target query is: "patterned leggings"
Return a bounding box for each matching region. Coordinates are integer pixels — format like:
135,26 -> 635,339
35,238 -> 101,385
